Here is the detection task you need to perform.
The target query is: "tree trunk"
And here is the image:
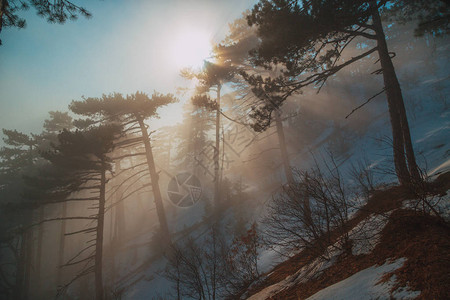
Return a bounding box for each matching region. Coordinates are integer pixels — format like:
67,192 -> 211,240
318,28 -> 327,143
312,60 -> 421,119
136,116 -> 171,244
275,110 -> 312,222
214,85 -> 222,207
396,92 -> 421,181
371,2 -> 420,185
23,229 -> 32,300
35,206 -> 44,290
14,232 -> 26,300
167,135 -> 172,169
95,166 -> 106,300
114,157 -> 126,244
57,202 -> 67,287
111,158 -> 126,282
274,111 -> 294,184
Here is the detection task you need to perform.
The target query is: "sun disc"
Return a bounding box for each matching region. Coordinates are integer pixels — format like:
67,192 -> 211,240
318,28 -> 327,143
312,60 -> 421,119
170,28 -> 211,68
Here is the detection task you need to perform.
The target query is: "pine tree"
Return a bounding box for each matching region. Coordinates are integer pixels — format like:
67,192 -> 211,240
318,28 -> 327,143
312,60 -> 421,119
40,110 -> 74,287
244,0 -> 447,185
216,19 -> 296,185
0,0 -> 92,44
0,128 -> 39,299
183,61 -> 235,206
69,91 -> 176,244
25,124 -> 122,300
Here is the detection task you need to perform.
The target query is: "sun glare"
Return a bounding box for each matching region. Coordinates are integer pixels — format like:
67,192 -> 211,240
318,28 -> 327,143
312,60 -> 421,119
169,27 -> 212,68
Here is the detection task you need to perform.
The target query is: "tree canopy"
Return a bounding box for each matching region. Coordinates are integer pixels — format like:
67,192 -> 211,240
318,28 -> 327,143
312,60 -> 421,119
0,0 -> 92,44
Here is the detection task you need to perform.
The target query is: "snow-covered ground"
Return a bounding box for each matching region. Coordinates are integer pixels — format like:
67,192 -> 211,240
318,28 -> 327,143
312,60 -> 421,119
306,258 -> 420,300
117,59 -> 449,299
247,245 -> 342,300
121,105 -> 448,299
349,212 -> 392,256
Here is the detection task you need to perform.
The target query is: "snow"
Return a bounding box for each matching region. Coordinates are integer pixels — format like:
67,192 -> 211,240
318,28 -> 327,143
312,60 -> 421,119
429,158 -> 450,177
402,193 -> 450,221
305,258 -> 420,300
118,55 -> 449,300
248,245 -> 342,300
257,245 -> 286,274
125,257 -> 174,299
349,212 -> 392,256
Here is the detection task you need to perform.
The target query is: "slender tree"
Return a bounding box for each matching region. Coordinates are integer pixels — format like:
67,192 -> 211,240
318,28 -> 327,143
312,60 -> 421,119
39,111 -> 74,287
183,62 -> 235,206
25,124 -> 122,300
172,103 -> 213,176
214,16 -> 297,185
0,129 -> 39,300
69,92 -> 176,244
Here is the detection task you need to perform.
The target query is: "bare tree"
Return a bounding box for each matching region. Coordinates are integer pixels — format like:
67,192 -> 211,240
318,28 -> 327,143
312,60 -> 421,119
264,152 -> 355,258
165,225 -> 225,300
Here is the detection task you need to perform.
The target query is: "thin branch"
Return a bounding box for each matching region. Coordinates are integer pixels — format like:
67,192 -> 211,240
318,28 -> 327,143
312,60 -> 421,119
57,266 -> 95,297
65,227 -> 97,236
345,87 -> 386,119
61,254 -> 95,267
111,152 -> 146,161
113,161 -> 147,177
25,217 -> 97,230
341,29 -> 377,40
219,110 -> 251,126
106,184 -> 152,211
63,245 -> 96,266
106,168 -> 149,202
282,46 -> 379,96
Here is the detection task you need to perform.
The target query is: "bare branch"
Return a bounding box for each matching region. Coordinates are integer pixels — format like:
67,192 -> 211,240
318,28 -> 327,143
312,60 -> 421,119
345,87 -> 386,119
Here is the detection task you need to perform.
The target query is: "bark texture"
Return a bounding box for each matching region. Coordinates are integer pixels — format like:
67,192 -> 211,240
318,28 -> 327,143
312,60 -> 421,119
137,116 -> 171,243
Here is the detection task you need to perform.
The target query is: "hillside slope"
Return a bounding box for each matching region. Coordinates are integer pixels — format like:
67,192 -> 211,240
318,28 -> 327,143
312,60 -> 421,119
242,173 -> 450,299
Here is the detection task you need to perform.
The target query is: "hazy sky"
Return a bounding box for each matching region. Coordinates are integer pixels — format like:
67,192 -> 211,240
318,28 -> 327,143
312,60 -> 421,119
0,0 -> 257,135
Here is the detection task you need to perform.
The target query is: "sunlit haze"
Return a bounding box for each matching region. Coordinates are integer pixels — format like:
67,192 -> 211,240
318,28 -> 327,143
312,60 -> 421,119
0,0 -> 256,135
169,26 -> 212,68
0,1 -> 448,299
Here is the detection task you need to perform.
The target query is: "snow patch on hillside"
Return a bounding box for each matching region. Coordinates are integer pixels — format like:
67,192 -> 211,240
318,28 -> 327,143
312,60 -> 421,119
349,212 -> 392,256
305,258 -> 420,300
247,245 -> 342,300
403,193 -> 450,221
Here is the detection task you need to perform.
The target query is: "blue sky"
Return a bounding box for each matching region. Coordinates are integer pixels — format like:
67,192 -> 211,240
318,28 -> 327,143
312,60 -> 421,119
0,0 -> 256,135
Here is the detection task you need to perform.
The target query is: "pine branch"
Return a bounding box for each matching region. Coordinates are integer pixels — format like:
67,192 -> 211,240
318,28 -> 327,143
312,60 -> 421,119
25,216 -> 97,230
282,46 -> 379,97
112,161 -> 147,177
106,184 -> 152,211
345,87 -> 386,119
106,168 -> 149,202
57,266 -> 95,297
110,152 -> 146,161
64,227 -> 97,236
63,246 -> 96,267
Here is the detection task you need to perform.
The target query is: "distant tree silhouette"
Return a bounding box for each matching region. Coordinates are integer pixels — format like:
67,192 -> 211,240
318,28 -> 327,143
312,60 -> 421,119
215,17 -> 296,185
39,110 -> 74,287
0,128 -> 39,300
182,61 -> 235,207
245,0 -> 448,185
173,103 -> 213,175
43,111 -> 73,134
385,0 -> 449,37
25,124 -> 122,300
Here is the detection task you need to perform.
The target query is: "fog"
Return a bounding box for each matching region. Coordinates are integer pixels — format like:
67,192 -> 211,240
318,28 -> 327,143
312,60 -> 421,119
1,1 -> 449,299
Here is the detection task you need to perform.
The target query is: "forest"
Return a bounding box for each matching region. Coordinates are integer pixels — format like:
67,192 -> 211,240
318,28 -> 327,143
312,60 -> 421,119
0,1 -> 449,299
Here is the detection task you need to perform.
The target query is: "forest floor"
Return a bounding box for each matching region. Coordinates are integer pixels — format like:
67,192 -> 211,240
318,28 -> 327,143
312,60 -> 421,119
241,171 -> 450,299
